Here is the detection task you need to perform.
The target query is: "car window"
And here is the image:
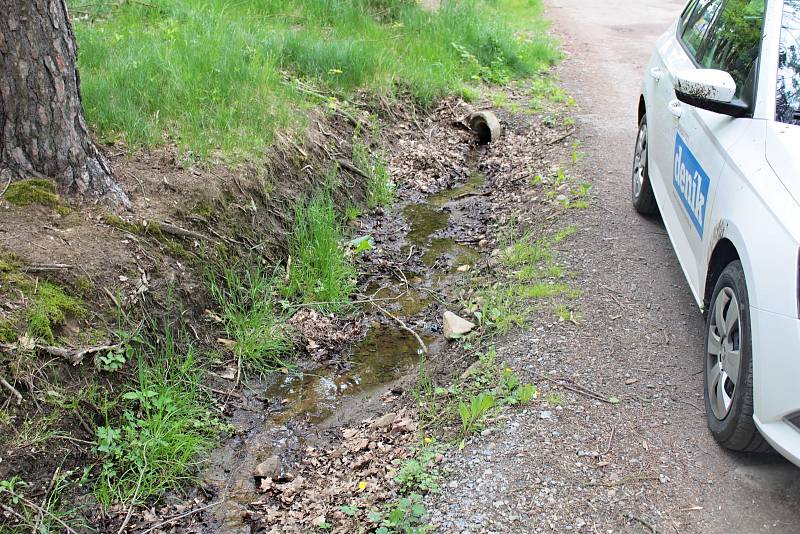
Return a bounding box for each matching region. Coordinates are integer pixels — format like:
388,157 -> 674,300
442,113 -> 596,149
777,1 -> 800,125
680,0 -> 724,60
697,0 -> 766,105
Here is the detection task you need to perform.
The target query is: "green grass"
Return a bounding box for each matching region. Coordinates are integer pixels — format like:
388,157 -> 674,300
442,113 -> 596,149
207,264 -> 293,375
94,326 -> 222,506
353,140 -> 395,209
73,0 -> 557,160
286,190 -> 356,310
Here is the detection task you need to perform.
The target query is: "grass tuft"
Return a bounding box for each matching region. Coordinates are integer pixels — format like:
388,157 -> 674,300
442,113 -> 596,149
286,190 -> 356,310
208,264 -> 293,375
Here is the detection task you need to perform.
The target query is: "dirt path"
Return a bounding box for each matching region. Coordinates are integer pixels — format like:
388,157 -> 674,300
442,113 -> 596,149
426,1 -> 800,532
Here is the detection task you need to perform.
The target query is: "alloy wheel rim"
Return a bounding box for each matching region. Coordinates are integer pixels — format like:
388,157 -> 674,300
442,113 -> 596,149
632,123 -> 647,199
706,287 -> 742,420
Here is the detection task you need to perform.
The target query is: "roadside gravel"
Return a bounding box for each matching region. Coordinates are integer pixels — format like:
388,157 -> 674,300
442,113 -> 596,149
425,1 -> 800,532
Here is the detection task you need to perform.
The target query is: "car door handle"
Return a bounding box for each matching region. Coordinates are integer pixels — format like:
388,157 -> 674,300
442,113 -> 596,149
668,99 -> 683,119
650,67 -> 664,81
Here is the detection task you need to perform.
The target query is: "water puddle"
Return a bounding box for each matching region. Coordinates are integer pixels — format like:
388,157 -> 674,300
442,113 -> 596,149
427,172 -> 486,207
403,203 -> 449,247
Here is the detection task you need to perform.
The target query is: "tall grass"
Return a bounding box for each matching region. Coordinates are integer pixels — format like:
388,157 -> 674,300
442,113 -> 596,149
73,0 -> 557,160
207,264 -> 294,375
286,190 -> 356,310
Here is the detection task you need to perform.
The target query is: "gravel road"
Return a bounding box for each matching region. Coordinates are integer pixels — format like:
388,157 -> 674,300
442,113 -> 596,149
426,1 -> 800,532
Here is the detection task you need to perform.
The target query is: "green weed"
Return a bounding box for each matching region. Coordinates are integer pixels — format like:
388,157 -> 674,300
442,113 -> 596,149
458,392 -> 495,436
94,327 -> 223,506
368,493 -> 430,534
393,444 -> 441,494
208,264 -> 293,375
286,190 -> 356,310
545,392 -> 566,407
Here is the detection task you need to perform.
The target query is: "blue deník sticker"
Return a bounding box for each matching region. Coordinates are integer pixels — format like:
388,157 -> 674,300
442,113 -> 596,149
673,134 -> 710,238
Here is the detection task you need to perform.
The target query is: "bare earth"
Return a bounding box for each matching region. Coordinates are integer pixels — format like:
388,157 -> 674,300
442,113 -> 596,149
426,1 -> 800,532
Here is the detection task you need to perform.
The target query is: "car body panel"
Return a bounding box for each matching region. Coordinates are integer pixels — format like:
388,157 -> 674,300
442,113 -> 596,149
639,0 -> 800,467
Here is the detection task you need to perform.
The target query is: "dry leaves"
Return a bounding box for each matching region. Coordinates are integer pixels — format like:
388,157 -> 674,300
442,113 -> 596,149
251,409 -> 419,533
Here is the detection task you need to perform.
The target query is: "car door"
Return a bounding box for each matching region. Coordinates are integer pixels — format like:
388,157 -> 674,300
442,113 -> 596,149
660,0 -> 766,296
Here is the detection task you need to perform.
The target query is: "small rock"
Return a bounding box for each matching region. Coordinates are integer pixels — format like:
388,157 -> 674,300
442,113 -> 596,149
370,412 -> 396,429
540,410 -> 553,420
253,456 -> 280,480
456,264 -> 471,272
478,239 -> 489,248
556,194 -> 568,202
443,311 -> 476,339
311,515 -> 326,527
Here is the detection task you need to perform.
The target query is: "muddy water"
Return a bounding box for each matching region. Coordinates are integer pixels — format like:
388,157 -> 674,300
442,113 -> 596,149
201,172 -> 487,531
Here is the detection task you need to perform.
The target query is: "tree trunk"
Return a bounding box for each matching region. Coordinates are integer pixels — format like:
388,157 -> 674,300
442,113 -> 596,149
0,0 -> 129,206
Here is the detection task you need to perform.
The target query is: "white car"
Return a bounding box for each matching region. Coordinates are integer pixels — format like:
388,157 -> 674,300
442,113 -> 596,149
633,0 -> 800,466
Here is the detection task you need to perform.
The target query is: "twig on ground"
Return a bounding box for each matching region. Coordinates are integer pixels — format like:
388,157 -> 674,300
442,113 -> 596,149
335,159 -> 370,180
0,341 -> 121,366
542,376 -> 616,405
0,490 -> 78,534
35,466 -> 61,533
371,302 -> 428,354
601,425 -> 616,456
0,172 -> 11,199
23,263 -> 74,273
139,500 -> 223,534
0,375 -> 22,405
548,129 -> 576,145
159,221 -> 213,242
117,446 -> 147,534
622,511 -> 661,533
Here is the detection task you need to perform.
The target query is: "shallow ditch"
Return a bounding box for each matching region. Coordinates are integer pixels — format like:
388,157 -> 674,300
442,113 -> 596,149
201,162 -> 491,532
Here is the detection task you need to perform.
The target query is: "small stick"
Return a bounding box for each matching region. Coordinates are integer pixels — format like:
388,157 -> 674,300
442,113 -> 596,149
371,302 -> 428,354
622,511 -> 660,533
548,129 -> 576,146
0,491 -> 78,534
543,376 -> 615,405
139,500 -> 223,534
336,159 -> 370,180
0,375 -> 22,405
23,263 -> 74,273
601,425 -> 617,456
0,173 -> 11,199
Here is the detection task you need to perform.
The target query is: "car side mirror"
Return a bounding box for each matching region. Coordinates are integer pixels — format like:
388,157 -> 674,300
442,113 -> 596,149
673,69 -> 750,118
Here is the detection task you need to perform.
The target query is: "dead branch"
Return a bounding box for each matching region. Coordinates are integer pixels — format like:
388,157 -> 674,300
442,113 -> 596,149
1,341 -> 120,366
23,263 -> 74,273
0,375 -> 22,405
335,159 -> 370,180
139,501 -> 223,534
158,221 -> 213,242
548,128 -> 576,146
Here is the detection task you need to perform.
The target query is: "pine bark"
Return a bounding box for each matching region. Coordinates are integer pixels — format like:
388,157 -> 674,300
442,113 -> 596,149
0,0 -> 129,206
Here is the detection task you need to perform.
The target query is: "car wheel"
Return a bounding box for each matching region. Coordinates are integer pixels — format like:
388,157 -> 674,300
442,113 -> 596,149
704,261 -> 770,452
631,114 -> 658,214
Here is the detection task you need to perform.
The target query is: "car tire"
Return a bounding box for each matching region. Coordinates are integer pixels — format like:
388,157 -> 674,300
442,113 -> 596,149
704,261 -> 770,452
631,114 -> 658,215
